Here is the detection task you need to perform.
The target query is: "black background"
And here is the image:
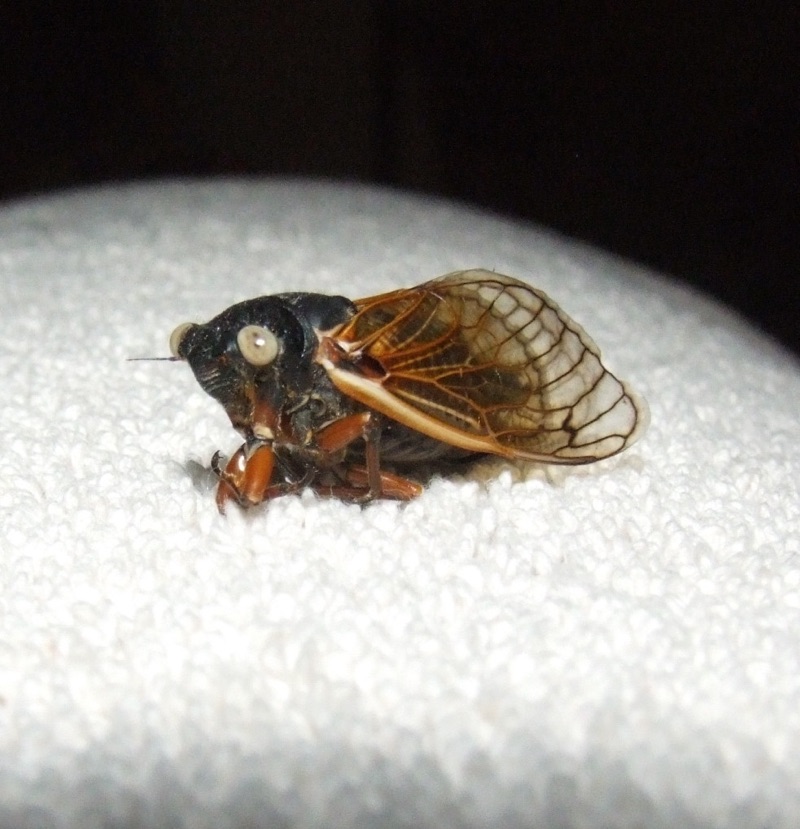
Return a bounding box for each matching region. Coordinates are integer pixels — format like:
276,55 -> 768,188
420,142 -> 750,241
2,3 -> 797,354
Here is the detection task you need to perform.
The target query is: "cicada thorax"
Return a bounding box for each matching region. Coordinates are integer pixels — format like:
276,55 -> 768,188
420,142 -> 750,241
273,381 -> 475,477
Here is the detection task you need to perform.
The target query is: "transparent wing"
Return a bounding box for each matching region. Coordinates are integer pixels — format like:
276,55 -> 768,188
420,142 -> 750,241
320,269 -> 648,463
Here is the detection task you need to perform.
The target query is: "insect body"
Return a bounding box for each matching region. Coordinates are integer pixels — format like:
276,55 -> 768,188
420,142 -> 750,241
169,270 -> 647,512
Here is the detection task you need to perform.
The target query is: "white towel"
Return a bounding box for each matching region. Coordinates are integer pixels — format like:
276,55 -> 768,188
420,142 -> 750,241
1,179 -> 798,828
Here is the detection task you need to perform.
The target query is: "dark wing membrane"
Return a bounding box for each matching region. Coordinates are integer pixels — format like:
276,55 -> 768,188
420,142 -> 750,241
321,270 -> 648,463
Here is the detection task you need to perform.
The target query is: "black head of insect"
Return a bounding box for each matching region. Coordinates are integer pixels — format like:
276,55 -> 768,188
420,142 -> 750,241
169,293 -> 355,437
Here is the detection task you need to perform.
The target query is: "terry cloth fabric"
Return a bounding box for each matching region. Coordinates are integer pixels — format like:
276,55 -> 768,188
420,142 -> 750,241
0,179 -> 799,829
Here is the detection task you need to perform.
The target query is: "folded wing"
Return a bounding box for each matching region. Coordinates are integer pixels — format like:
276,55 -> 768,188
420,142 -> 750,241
320,269 -> 647,463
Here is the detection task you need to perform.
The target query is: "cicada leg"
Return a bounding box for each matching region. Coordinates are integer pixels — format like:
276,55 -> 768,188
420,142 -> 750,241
213,442 -> 276,513
328,465 -> 423,501
313,411 -> 423,503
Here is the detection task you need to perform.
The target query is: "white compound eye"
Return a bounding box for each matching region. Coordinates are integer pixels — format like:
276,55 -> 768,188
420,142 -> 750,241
169,322 -> 198,358
237,325 -> 279,366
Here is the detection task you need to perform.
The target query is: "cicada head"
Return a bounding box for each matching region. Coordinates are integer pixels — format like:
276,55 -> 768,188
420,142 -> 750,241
170,293 -> 355,437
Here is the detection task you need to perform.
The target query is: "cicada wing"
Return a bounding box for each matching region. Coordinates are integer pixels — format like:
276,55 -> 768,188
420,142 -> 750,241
319,270 -> 647,463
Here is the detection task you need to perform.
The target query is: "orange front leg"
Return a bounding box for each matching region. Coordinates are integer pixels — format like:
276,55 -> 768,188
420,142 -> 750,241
214,442 -> 276,513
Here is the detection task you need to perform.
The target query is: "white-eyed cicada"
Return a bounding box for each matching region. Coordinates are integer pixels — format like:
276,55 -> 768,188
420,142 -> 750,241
166,270 -> 647,512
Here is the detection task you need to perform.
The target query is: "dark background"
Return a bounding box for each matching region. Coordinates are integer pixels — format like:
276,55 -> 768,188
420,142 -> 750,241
2,3 -> 797,354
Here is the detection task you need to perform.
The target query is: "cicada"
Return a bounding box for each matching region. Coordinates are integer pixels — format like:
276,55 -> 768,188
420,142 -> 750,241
166,270 -> 647,512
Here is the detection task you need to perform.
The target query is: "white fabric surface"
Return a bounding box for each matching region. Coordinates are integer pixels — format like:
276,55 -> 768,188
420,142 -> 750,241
1,179 -> 799,828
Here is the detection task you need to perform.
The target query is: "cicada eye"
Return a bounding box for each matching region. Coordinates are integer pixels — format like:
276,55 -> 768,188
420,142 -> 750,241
237,325 -> 279,367
169,322 -> 198,359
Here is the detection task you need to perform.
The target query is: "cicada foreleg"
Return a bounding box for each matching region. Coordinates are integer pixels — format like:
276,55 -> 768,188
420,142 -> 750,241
212,442 -> 282,513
